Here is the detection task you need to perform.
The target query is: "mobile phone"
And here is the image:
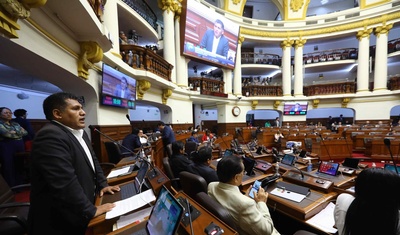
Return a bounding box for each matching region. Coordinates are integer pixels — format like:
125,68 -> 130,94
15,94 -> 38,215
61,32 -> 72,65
249,180 -> 261,198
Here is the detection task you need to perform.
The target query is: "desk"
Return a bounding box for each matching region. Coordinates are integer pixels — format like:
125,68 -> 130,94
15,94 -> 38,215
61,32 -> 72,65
107,166 -> 138,186
89,166 -> 170,234
267,181 -> 337,221
105,192 -> 238,235
115,156 -> 136,168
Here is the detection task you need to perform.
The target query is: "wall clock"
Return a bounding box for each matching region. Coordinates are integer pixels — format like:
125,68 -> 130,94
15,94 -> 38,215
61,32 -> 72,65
232,106 -> 241,117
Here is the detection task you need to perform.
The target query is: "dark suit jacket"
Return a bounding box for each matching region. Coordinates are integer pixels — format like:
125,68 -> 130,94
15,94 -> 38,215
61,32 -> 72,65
113,84 -> 132,99
28,122 -> 108,235
121,133 -> 142,153
200,30 -> 229,57
161,125 -> 176,146
170,153 -> 193,178
189,163 -> 218,184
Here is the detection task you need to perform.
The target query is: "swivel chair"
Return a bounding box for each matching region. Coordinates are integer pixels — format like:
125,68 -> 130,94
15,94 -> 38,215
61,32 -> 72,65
179,171 -> 207,199
104,141 -> 132,164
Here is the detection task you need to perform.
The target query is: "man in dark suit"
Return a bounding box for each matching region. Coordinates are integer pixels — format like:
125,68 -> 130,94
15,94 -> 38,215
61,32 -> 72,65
189,146 -> 218,184
199,19 -> 229,57
28,92 -> 119,235
121,127 -> 142,153
113,76 -> 132,99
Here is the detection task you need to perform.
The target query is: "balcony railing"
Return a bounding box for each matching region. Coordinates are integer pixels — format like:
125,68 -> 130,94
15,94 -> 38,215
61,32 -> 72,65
304,81 -> 356,96
189,77 -> 227,97
120,45 -> 173,81
121,0 -> 158,31
242,85 -> 283,97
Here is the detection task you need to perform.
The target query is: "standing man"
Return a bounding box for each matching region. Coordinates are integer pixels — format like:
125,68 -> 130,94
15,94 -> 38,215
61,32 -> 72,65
274,117 -> 281,127
157,121 -> 176,156
199,19 -> 229,57
28,92 -> 119,235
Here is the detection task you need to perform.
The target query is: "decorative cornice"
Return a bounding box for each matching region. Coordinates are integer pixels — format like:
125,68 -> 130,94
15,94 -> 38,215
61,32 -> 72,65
313,99 -> 319,108
173,0 -> 182,20
137,80 -> 151,100
342,97 -> 350,108
232,0 -> 242,4
158,0 -> 179,14
78,41 -> 103,80
0,0 -> 46,38
241,11 -> 400,39
273,100 -> 281,109
238,35 -> 245,44
290,0 -> 304,12
374,22 -> 393,37
356,27 -> 373,40
294,38 -> 307,49
280,39 -> 294,48
251,100 -> 258,110
162,88 -> 172,104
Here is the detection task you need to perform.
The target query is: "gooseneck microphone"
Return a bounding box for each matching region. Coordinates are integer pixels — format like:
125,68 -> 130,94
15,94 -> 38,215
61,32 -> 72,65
342,130 -> 353,158
319,134 -> 333,162
292,165 -> 305,180
89,125 -> 136,156
384,138 -> 399,175
126,114 -> 131,123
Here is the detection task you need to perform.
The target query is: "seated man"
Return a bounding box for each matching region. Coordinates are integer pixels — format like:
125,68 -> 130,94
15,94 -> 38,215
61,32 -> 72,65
169,141 -> 193,178
121,127 -> 142,154
189,146 -> 218,184
187,131 -> 200,144
208,157 -> 280,235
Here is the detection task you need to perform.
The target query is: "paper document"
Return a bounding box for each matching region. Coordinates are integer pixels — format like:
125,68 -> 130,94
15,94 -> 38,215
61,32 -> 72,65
270,188 -> 306,203
116,206 -> 153,230
107,165 -> 132,179
306,202 -> 338,234
106,189 -> 156,219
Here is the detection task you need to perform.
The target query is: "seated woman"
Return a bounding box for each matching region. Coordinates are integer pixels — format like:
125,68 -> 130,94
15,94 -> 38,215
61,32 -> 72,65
169,141 -> 192,178
334,167 -> 400,235
189,146 -> 218,184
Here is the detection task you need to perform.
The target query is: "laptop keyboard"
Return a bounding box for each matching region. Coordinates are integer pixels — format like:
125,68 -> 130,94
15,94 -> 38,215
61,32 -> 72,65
120,183 -> 137,199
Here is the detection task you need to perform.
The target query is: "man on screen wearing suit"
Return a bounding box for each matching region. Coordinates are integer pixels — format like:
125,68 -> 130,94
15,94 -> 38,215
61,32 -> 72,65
28,92 -> 119,235
290,103 -> 303,112
208,156 -> 280,235
199,19 -> 229,58
114,76 -> 132,99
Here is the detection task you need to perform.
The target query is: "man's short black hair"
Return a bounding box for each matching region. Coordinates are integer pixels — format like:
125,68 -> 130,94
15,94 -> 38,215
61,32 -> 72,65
13,109 -> 27,117
43,92 -> 79,121
216,156 -> 243,183
172,141 -> 184,155
157,121 -> 165,127
215,19 -> 224,30
192,146 -> 212,164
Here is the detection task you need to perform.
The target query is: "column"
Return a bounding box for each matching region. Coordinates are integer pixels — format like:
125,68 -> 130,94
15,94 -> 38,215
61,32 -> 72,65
356,28 -> 372,93
293,39 -> 306,97
223,68 -> 233,94
233,36 -> 244,96
281,39 -> 294,96
373,23 -> 393,92
175,11 -> 188,87
159,0 -> 178,83
102,0 -> 120,57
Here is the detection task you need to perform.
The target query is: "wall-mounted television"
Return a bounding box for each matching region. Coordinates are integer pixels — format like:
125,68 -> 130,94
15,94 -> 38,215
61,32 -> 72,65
101,63 -> 136,109
180,0 -> 240,69
283,101 -> 308,115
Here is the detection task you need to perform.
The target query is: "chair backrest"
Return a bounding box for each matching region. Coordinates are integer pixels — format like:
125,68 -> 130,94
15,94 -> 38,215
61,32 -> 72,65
184,141 -> 197,157
179,171 -> 207,199
195,192 -> 237,230
165,144 -> 173,158
0,174 -> 14,204
163,157 -> 180,190
104,141 -> 123,164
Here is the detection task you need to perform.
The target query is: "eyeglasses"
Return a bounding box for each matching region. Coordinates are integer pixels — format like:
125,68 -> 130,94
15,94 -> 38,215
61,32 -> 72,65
1,111 -> 12,115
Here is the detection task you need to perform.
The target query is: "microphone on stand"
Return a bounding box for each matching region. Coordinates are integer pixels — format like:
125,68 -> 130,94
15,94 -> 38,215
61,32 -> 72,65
319,134 -> 333,162
342,130 -> 353,158
292,165 -> 305,180
89,125 -> 159,178
384,138 -> 399,175
126,114 -> 131,123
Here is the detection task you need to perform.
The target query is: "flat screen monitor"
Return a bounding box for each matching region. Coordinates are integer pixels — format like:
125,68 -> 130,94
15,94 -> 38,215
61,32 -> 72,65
180,0 -> 240,69
384,163 -> 400,175
283,101 -> 308,115
101,63 -> 136,109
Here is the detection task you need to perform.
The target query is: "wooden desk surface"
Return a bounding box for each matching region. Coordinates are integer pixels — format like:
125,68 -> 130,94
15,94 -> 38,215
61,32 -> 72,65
266,180 -> 337,221
89,166 -> 170,234
105,192 -> 238,235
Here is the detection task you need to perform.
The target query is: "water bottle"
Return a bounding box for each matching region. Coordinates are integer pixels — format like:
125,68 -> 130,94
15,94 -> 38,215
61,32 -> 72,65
307,160 -> 313,172
140,149 -> 145,160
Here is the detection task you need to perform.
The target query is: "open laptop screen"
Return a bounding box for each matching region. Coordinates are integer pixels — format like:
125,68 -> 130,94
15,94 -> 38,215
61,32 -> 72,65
134,161 -> 150,192
147,186 -> 184,235
342,158 -> 360,169
281,154 -> 295,166
318,161 -> 339,176
384,164 -> 400,175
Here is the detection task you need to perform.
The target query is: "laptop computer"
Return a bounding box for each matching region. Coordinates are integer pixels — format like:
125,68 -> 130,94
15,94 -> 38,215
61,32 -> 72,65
119,161 -> 150,200
339,158 -> 360,174
281,154 -> 296,167
314,161 -> 340,179
129,185 -> 184,235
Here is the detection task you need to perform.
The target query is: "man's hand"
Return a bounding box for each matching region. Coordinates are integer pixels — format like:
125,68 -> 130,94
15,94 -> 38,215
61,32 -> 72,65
100,185 -> 120,197
94,203 -> 115,217
253,187 -> 268,203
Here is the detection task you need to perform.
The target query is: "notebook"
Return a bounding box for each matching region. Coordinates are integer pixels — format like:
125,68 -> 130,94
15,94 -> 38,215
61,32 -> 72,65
120,161 -> 150,200
129,185 -> 184,235
315,161 -> 340,178
281,154 -> 296,166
